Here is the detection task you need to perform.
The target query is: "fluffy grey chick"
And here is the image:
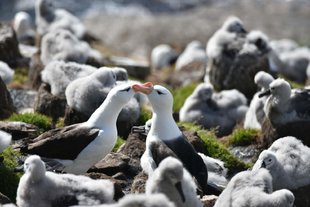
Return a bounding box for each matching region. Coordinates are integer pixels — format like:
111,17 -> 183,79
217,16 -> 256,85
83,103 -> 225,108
41,60 -> 96,96
151,44 -> 178,71
145,156 -> 203,207
253,136 -> 310,190
244,71 -> 274,129
40,29 -> 102,65
75,194 -> 176,207
214,168 -> 294,207
175,40 -> 207,71
35,0 -> 86,39
180,83 -> 247,136
0,130 -> 12,153
65,67 -> 117,116
16,155 -> 114,207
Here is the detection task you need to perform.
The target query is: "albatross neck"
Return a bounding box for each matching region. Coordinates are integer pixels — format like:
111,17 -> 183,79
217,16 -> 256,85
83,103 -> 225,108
149,111 -> 182,140
86,98 -> 123,128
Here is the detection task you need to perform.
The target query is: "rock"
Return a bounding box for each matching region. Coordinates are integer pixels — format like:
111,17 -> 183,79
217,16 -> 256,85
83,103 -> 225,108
118,132 -> 146,159
291,184 -> 310,207
166,61 -> 205,87
0,121 -> 38,140
208,38 -> 270,99
0,192 -> 11,204
85,172 -> 125,201
33,83 -> 67,125
131,171 -> 148,194
0,23 -> 24,68
0,77 -> 16,119
89,152 -> 130,176
9,89 -> 37,113
181,127 -> 208,154
108,56 -> 150,80
28,51 -> 44,90
201,195 -> 218,207
64,106 -> 89,126
229,145 -> 261,163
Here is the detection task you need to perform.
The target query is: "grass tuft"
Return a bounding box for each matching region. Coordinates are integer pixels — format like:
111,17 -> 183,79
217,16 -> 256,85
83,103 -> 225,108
179,122 -> 251,171
10,67 -> 29,88
228,128 -> 260,146
113,137 -> 126,152
171,83 -> 198,112
6,113 -> 52,133
137,107 -> 152,126
0,147 -> 23,202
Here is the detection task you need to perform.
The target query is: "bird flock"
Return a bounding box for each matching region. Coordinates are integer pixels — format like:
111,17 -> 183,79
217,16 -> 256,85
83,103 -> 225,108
0,1 -> 310,207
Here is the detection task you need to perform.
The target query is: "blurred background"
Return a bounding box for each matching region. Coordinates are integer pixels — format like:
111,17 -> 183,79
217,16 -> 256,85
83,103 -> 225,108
1,0 -> 309,60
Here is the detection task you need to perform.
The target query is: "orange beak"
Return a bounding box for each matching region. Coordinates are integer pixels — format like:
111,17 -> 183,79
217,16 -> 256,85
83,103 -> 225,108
132,82 -> 154,94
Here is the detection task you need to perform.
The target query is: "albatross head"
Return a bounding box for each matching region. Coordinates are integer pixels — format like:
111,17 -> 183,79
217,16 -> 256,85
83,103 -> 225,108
194,83 -> 213,101
106,83 -> 136,105
133,82 -> 173,113
259,78 -> 291,100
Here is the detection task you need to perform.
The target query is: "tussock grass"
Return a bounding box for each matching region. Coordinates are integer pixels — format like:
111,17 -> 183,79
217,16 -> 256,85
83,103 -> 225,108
7,113 -> 52,133
171,83 -> 198,112
0,147 -> 23,202
228,128 -> 260,146
179,122 -> 251,171
113,137 -> 126,152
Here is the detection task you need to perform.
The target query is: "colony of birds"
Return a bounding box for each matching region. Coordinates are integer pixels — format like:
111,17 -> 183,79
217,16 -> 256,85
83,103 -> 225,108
0,0 -> 310,206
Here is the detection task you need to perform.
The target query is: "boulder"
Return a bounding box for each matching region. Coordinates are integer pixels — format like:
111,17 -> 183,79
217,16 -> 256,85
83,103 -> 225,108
201,195 -> 218,207
0,121 -> 38,140
0,77 -> 15,119
130,171 -> 148,194
0,23 -> 24,68
33,83 -> 67,126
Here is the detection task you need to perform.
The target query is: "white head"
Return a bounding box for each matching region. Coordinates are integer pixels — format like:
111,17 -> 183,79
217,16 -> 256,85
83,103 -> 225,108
133,83 -> 173,114
254,71 -> 274,90
222,16 -> 247,34
259,78 -> 291,101
23,155 -> 46,182
13,12 -> 32,36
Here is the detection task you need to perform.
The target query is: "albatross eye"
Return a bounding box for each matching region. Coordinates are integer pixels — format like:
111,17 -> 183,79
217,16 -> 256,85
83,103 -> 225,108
156,90 -> 165,95
119,87 -> 131,92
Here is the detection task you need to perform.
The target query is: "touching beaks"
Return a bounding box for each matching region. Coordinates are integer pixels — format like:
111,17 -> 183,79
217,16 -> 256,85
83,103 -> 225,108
132,82 -> 154,94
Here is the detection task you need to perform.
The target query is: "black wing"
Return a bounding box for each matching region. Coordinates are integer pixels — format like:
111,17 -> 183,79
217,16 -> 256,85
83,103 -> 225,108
149,140 -> 178,167
290,89 -> 310,119
22,124 -> 99,160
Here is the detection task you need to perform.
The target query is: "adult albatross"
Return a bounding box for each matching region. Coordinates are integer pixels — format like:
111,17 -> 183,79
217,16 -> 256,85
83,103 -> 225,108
135,82 -> 218,195
21,83 -> 137,174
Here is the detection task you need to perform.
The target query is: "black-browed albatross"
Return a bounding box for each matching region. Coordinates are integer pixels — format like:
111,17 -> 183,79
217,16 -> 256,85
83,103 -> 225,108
21,83 -> 137,174
134,82 -> 220,195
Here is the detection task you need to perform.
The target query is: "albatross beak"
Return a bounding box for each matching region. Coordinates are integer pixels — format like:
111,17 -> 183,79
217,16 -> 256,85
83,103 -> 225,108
132,82 -> 154,94
175,182 -> 186,202
258,89 -> 271,98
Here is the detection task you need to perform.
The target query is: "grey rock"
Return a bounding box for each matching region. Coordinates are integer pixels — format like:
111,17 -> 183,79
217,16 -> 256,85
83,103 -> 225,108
0,77 -> 16,119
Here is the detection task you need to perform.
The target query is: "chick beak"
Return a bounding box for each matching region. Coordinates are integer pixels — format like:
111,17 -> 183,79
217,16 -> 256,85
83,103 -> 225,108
175,182 -> 186,202
132,82 -> 154,94
258,89 -> 271,98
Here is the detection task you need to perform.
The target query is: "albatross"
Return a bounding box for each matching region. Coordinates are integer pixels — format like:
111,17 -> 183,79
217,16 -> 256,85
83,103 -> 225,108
134,82 -> 219,195
21,83 -> 137,174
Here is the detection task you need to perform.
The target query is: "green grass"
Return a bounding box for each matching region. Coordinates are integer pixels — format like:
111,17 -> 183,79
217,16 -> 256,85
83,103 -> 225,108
11,67 -> 28,88
171,83 -> 198,112
179,122 -> 251,171
228,128 -> 260,146
0,147 -> 23,202
137,107 -> 152,125
113,137 -> 126,152
7,113 -> 52,133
